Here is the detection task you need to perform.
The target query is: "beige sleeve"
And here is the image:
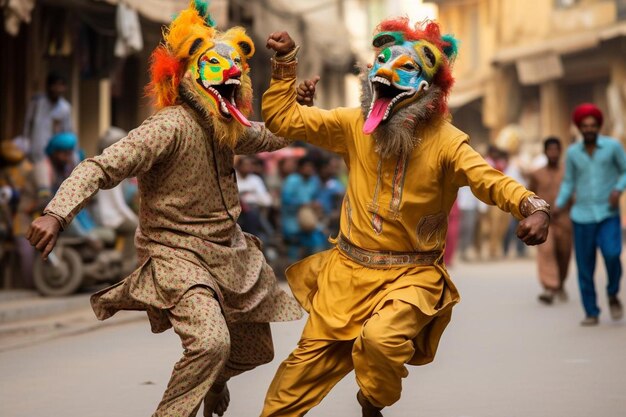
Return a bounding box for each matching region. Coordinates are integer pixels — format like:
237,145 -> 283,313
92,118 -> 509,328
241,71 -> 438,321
234,121 -> 292,155
44,109 -> 180,227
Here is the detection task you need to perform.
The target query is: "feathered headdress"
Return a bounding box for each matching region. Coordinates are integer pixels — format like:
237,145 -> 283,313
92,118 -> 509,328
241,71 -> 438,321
374,18 -> 458,115
146,1 -> 217,109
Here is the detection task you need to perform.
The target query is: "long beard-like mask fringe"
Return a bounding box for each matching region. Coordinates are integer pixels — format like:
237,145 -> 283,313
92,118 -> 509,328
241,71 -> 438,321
359,72 -> 443,159
179,77 -> 245,150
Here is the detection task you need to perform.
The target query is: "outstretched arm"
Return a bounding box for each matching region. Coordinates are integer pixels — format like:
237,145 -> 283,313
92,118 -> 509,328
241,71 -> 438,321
447,135 -> 549,245
27,109 -> 179,258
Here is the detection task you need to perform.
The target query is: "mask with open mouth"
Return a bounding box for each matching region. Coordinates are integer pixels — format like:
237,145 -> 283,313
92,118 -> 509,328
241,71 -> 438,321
146,1 -> 255,147
362,19 -> 458,139
186,32 -> 254,128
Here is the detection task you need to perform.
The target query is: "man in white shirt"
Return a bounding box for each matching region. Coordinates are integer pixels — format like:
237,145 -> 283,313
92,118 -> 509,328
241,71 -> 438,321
23,71 -> 73,164
457,186 -> 487,261
236,156 -> 273,242
93,127 -> 139,234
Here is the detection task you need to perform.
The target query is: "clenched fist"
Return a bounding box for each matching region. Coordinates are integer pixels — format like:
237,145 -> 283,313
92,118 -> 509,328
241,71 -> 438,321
266,31 -> 296,55
26,214 -> 62,259
516,211 -> 549,246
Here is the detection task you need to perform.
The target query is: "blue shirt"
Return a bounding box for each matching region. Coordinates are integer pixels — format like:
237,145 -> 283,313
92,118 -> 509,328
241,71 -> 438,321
316,178 -> 346,214
281,173 -> 321,235
556,135 -> 626,224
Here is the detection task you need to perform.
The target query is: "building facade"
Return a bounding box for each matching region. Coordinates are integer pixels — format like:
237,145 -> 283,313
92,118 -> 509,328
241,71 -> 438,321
430,0 -> 626,159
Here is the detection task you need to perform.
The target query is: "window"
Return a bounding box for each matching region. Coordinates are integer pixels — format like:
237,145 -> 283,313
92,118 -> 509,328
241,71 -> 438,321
554,0 -> 578,8
618,0 -> 626,20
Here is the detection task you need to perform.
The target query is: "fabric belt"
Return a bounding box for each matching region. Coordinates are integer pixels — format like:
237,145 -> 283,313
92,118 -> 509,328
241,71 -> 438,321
336,234 -> 441,268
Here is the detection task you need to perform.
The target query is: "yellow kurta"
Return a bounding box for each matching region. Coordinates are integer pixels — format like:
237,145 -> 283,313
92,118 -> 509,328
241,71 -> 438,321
262,75 -> 533,365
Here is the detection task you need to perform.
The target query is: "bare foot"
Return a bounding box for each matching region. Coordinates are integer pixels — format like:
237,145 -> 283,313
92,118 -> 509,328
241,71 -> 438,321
204,383 -> 230,417
357,390 -> 383,417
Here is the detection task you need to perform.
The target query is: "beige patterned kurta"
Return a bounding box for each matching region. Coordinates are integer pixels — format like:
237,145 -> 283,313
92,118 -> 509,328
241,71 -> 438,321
45,104 -> 302,332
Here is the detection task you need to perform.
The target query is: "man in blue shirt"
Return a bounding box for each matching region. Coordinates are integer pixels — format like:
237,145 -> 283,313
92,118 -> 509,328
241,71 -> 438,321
281,156 -> 324,261
555,103 -> 626,326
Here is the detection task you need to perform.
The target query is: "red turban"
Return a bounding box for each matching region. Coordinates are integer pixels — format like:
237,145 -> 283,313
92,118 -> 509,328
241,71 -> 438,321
572,103 -> 603,127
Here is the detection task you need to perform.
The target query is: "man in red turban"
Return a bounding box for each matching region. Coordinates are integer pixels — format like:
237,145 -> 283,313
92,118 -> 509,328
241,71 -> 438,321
572,103 -> 604,128
555,103 -> 625,326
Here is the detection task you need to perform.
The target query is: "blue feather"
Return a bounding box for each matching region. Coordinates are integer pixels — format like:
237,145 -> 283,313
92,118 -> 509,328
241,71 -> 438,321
441,34 -> 459,59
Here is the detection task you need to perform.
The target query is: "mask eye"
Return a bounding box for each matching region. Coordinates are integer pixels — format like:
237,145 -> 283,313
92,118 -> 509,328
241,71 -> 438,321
237,40 -> 253,58
422,46 -> 436,68
377,54 -> 386,64
209,57 -> 220,64
401,62 -> 416,71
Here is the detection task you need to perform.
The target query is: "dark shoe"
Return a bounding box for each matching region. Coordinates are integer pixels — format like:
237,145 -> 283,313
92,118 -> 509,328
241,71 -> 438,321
580,316 -> 599,326
357,390 -> 383,417
555,288 -> 568,302
609,296 -> 623,321
204,383 -> 229,417
538,290 -> 554,305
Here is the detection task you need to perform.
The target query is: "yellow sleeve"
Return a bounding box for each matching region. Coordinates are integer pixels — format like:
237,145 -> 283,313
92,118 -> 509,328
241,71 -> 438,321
446,134 -> 533,220
261,74 -> 349,155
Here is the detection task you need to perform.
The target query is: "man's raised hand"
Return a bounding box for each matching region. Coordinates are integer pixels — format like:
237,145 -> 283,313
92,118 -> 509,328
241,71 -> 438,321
266,31 -> 296,55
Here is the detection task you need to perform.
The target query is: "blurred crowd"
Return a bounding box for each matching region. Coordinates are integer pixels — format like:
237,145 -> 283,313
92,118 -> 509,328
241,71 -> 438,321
1,71 -> 139,289
235,146 -> 346,265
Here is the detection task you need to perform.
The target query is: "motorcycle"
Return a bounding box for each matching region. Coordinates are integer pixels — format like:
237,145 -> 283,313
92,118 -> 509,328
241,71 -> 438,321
33,232 -> 135,297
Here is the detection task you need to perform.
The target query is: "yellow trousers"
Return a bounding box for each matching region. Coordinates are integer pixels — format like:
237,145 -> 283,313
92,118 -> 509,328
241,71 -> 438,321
153,287 -> 274,417
261,299 -> 430,416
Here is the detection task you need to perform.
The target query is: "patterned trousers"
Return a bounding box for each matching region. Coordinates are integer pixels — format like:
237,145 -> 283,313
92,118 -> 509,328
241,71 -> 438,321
153,287 -> 274,417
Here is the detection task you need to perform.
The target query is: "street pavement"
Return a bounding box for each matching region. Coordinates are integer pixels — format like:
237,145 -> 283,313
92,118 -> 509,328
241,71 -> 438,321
1,257 -> 625,417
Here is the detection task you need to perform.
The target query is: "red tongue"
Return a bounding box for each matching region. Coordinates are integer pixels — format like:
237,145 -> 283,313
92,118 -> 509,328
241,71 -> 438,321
225,101 -> 251,127
363,97 -> 392,134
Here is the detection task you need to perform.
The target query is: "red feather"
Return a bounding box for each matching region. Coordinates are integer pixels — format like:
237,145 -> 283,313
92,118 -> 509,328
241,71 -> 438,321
146,46 -> 184,108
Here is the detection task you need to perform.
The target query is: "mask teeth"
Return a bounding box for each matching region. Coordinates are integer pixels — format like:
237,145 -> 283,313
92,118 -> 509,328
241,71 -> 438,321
202,79 -> 210,88
367,83 -> 378,118
208,86 -> 231,115
371,76 -> 391,86
220,100 -> 229,114
225,79 -> 240,85
383,90 -> 416,121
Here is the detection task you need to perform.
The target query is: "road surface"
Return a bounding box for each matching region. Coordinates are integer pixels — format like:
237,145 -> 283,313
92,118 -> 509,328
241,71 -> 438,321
1,258 -> 625,417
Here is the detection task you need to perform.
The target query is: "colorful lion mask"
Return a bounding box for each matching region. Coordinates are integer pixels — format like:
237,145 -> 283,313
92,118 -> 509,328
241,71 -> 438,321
362,18 -> 458,136
147,1 -> 255,138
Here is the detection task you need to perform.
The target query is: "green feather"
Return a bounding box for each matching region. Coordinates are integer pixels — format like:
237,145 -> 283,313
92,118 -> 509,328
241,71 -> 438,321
442,34 -> 459,59
194,0 -> 215,27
